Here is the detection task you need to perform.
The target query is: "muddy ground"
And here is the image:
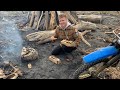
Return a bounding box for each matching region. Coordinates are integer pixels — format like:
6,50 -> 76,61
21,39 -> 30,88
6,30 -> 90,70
1,11 -> 120,79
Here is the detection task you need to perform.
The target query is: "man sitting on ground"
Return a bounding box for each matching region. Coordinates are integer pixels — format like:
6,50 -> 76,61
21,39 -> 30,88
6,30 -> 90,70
49,13 -> 81,64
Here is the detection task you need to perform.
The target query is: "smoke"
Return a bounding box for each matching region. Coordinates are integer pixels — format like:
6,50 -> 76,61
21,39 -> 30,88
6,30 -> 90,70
0,16 -> 23,62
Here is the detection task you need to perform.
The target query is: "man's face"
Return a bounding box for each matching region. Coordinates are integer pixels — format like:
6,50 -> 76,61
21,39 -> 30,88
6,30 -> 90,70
59,17 -> 67,29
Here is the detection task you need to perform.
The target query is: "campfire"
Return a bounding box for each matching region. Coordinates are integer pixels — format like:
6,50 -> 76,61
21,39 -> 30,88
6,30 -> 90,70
0,61 -> 22,79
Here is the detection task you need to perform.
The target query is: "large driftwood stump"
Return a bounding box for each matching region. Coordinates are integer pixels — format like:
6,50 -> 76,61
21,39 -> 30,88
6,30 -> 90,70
74,21 -> 97,31
78,15 -> 103,23
26,30 -> 55,42
49,11 -> 57,30
21,47 -> 39,61
63,11 -> 78,24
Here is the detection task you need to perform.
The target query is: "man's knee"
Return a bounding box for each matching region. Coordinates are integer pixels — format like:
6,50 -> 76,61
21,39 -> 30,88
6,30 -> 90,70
51,45 -> 62,55
51,50 -> 59,55
62,45 -> 77,53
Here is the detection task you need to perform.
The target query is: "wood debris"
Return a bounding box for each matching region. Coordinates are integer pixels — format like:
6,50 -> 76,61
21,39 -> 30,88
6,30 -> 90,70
0,61 -> 23,79
28,63 -> 32,69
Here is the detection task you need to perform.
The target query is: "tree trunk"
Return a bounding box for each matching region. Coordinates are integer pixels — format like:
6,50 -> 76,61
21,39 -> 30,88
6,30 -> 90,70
78,15 -> 103,23
49,11 -> 57,30
44,11 -> 49,30
74,21 -> 97,31
29,11 -> 35,27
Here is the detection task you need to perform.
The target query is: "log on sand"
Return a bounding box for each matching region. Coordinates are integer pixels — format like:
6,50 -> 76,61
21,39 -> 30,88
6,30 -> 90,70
26,30 -> 55,42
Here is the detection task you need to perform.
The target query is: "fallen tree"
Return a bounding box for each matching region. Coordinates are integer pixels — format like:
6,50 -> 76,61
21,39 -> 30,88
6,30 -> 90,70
77,15 -> 103,23
73,21 -> 97,31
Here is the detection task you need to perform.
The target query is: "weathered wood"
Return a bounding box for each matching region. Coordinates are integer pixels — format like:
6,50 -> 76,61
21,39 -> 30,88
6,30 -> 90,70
49,55 -> 61,64
79,32 -> 91,47
49,11 -> 57,30
21,47 -> 38,61
70,11 -> 78,22
29,11 -> 35,27
78,15 -> 103,23
74,21 -> 97,31
26,29 -> 91,47
81,30 -> 91,36
32,11 -> 41,30
63,11 -> 78,24
20,11 -> 97,31
36,11 -> 44,30
26,30 -> 55,42
44,11 -> 49,30
39,15 -> 46,30
27,11 -> 30,19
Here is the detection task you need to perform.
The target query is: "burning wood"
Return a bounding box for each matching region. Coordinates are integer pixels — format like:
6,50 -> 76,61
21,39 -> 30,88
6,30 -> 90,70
0,69 -> 6,78
0,61 -> 23,79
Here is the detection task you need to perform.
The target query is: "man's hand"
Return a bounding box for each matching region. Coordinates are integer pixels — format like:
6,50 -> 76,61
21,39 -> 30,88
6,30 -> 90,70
51,36 -> 57,42
61,40 -> 76,47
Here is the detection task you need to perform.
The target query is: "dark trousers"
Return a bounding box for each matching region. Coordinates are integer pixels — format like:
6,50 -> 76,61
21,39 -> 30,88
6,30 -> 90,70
51,44 -> 77,55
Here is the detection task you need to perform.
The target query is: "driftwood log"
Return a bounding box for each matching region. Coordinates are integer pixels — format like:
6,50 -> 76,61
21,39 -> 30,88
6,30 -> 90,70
63,11 -> 78,24
73,21 -> 97,31
21,47 -> 39,62
26,29 -> 91,47
78,15 -> 103,23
